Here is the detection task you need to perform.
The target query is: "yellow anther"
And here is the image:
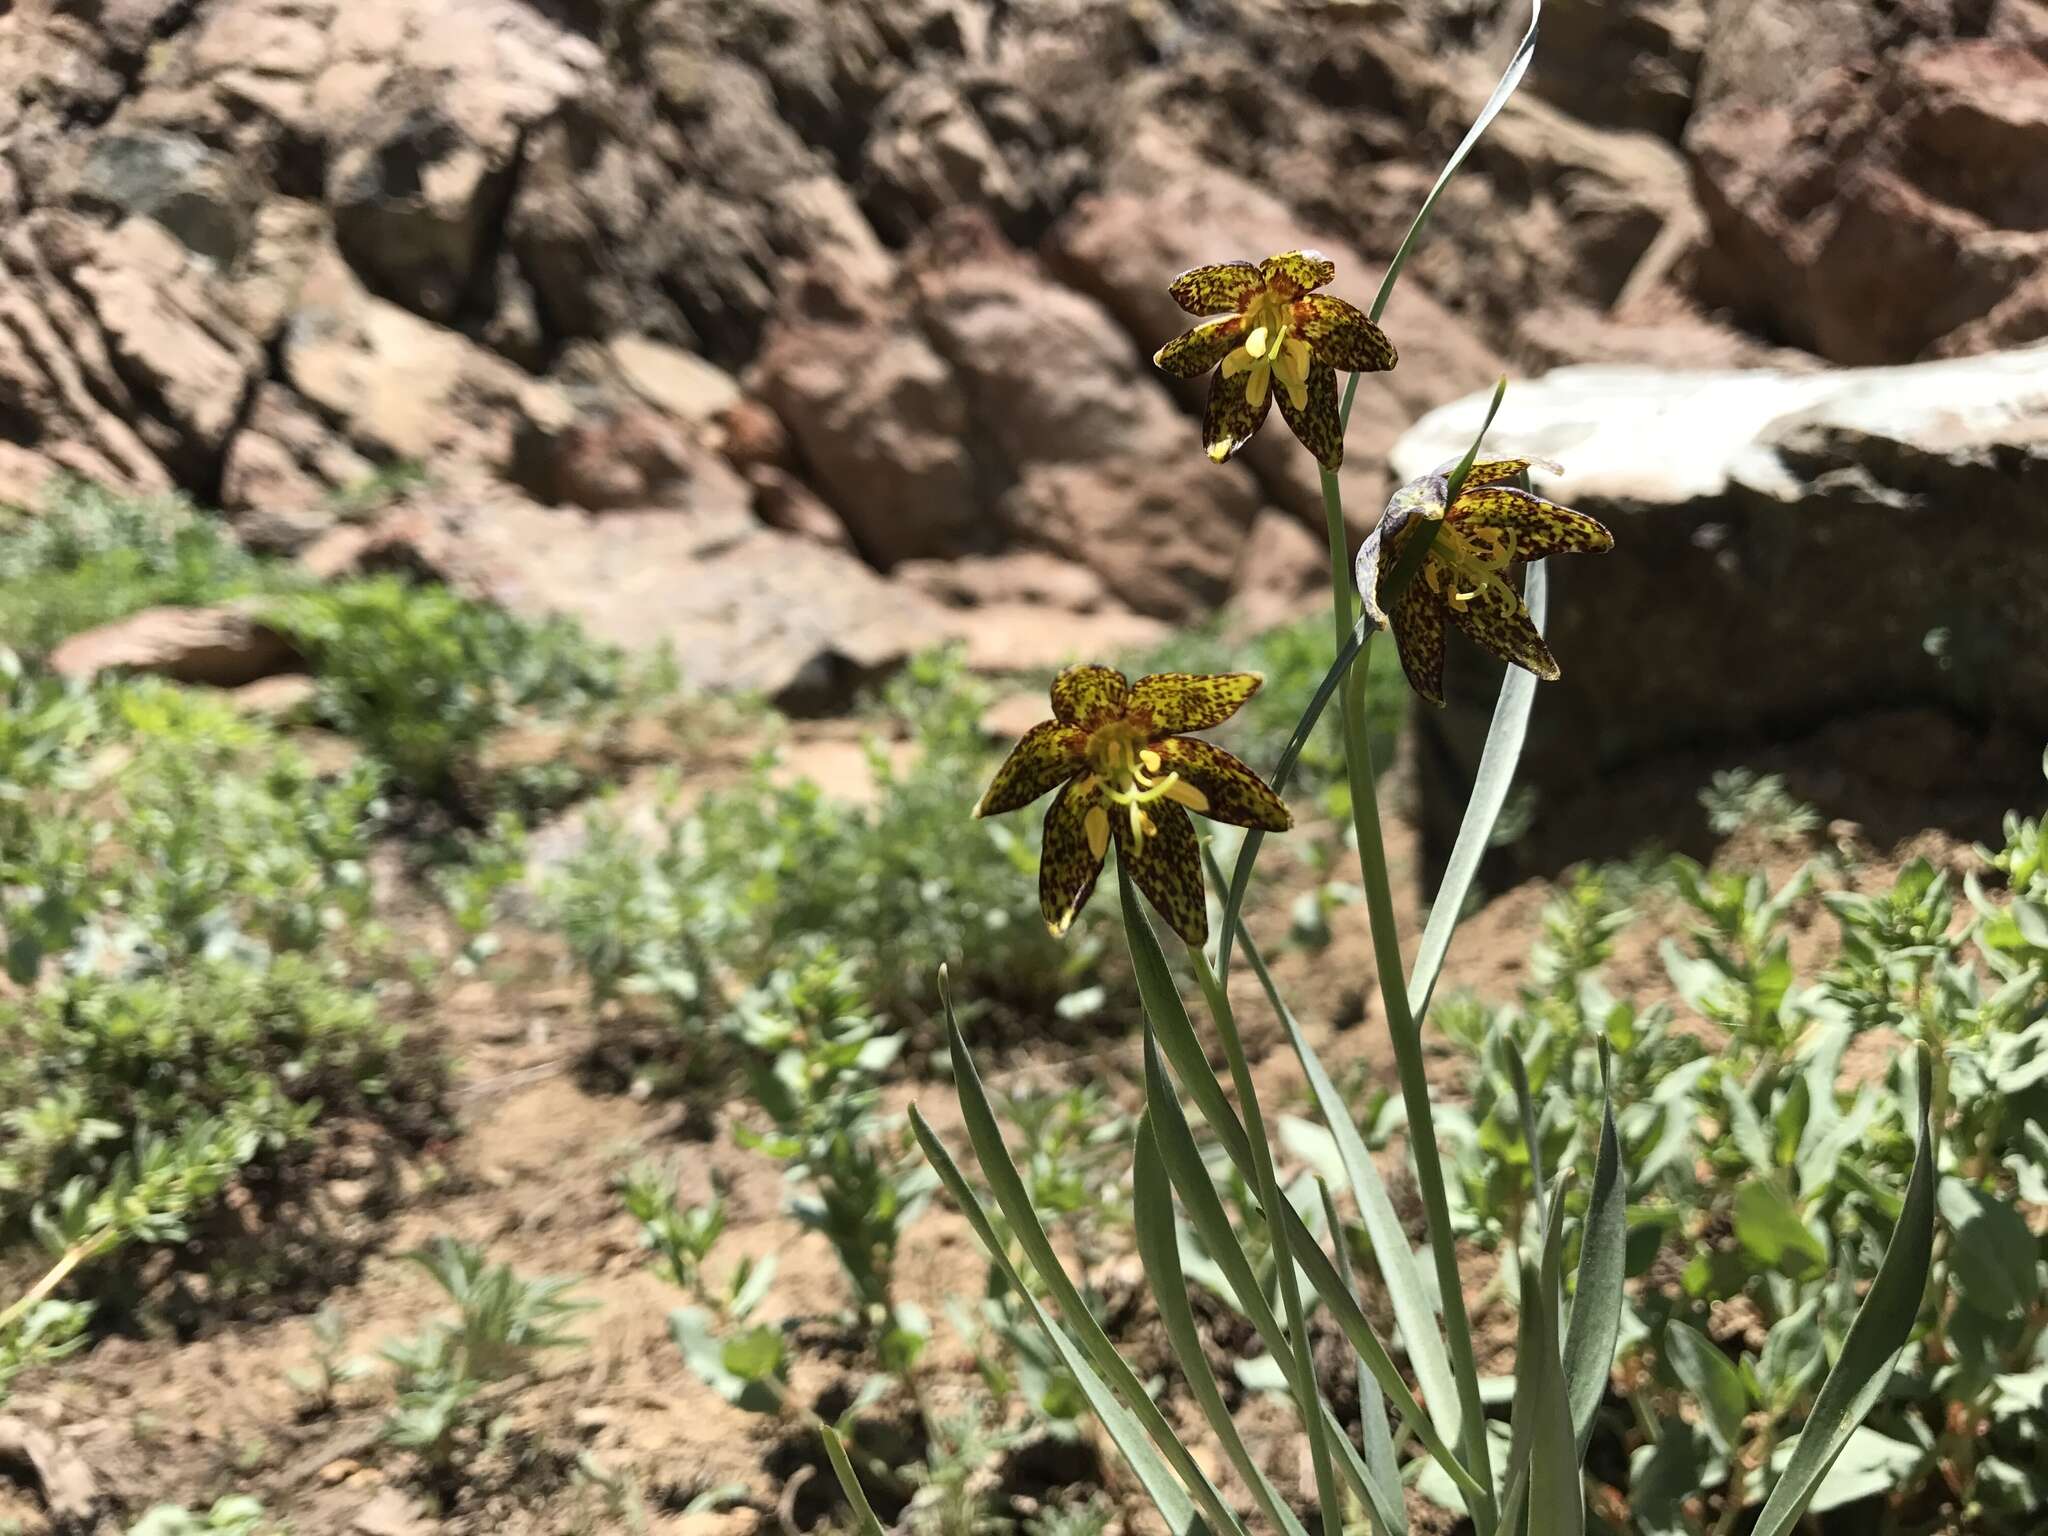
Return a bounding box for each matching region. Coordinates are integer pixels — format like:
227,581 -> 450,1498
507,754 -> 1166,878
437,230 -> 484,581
1245,325 -> 1271,359
1084,804 -> 1109,860
1140,748 -> 1162,773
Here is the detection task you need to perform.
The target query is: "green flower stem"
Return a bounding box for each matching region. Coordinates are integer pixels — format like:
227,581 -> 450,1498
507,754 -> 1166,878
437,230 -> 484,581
1188,946 -> 1344,1536
1318,379 -> 1498,1536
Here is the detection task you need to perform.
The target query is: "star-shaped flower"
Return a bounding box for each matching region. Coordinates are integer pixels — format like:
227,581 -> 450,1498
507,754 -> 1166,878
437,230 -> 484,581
1152,250 -> 1397,472
1354,457 -> 1614,707
973,665 -> 1293,945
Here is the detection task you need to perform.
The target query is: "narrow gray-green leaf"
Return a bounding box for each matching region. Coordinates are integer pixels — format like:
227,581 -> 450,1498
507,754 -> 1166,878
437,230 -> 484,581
911,1104 -> 1215,1536
1217,867 -> 1462,1472
1747,1051 -> 1938,1536
820,1429 -> 886,1536
1143,1041 -> 1409,1536
933,1001 -> 1247,1536
1134,1116 -> 1312,1536
1146,1011 -> 1482,1507
1363,0 -> 1544,328
1562,1045 -> 1627,1460
1320,1180 -> 1408,1536
1525,1245 -> 1585,1536
1507,1041 -> 1548,1230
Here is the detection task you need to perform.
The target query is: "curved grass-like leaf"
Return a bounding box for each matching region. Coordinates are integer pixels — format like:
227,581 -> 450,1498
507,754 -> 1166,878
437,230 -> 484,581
1506,1040 -> 1549,1230
929,989 -> 1248,1536
1214,857 -> 1462,1476
1562,1042 -> 1627,1459
1133,1114 -> 1315,1536
1141,1036 -> 1412,1536
1363,0 -> 1543,330
1406,557 -> 1546,1022
1319,1180 -> 1408,1536
1746,1052 -> 1937,1536
910,1104 -> 1217,1536
820,1428 -> 886,1536
1121,871 -> 1485,1506
1499,1174 -> 1582,1536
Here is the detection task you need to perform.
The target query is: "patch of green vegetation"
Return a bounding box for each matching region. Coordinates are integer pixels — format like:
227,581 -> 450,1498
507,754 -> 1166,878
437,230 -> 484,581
0,651 -> 444,1338
1428,759 -> 2048,1533
0,480 -> 308,658
267,576 -> 675,809
545,651 -> 1117,1081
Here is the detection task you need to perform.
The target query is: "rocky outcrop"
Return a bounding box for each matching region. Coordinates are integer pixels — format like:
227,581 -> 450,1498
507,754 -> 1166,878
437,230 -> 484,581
1686,3 -> 2048,363
1,0 -> 2042,707
1393,344 -> 2048,862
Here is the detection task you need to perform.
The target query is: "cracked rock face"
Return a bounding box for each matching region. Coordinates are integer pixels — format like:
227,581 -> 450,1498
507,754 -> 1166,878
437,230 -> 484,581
0,0 -> 2041,712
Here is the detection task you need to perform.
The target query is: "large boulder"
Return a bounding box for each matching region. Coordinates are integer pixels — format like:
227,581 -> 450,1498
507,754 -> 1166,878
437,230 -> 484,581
1393,344 -> 2048,864
1686,10 -> 2048,362
754,217 -> 1270,620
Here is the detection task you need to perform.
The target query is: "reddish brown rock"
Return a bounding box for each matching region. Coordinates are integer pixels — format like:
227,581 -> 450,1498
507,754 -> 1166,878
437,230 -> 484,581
48,603 -> 300,687
1688,26 -> 2048,363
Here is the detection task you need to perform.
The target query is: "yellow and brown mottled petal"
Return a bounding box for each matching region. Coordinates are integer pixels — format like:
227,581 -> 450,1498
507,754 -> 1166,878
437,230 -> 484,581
1168,261 -> 1265,316
1391,568 -> 1449,707
1294,294 -> 1397,373
1040,777 -> 1110,936
1050,663 -> 1130,727
1258,249 -> 1337,298
1203,363 -> 1273,462
1275,358 -> 1344,472
1447,577 -> 1560,682
1113,798 -> 1208,945
974,720 -> 1083,818
1127,671 -> 1263,733
1155,737 -> 1291,830
1153,316 -> 1245,379
1460,456 -> 1562,490
1454,486 -> 1615,557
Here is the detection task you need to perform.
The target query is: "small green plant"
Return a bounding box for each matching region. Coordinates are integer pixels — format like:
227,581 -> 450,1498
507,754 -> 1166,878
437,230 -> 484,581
432,812 -> 528,974
728,946 -> 935,1361
376,1237 -> 591,1474
267,576 -> 667,807
1700,768 -> 1823,845
286,1304 -> 366,1414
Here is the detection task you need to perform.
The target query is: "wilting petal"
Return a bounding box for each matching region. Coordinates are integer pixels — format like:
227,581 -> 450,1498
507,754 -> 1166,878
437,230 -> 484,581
1040,777 -> 1109,936
1391,570 -> 1449,708
1454,486 -> 1615,557
1258,249 -> 1337,297
1128,671 -> 1263,733
1050,663 -> 1130,727
1354,505 -> 1409,631
1461,456 -> 1562,489
1275,359 -> 1344,472
1203,364 -> 1273,462
1113,799 -> 1208,945
975,720 -> 1083,817
1155,737 -> 1291,830
1154,316 -> 1244,378
1169,261 -> 1265,316
1295,294 -> 1397,373
1447,577 -> 1560,682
